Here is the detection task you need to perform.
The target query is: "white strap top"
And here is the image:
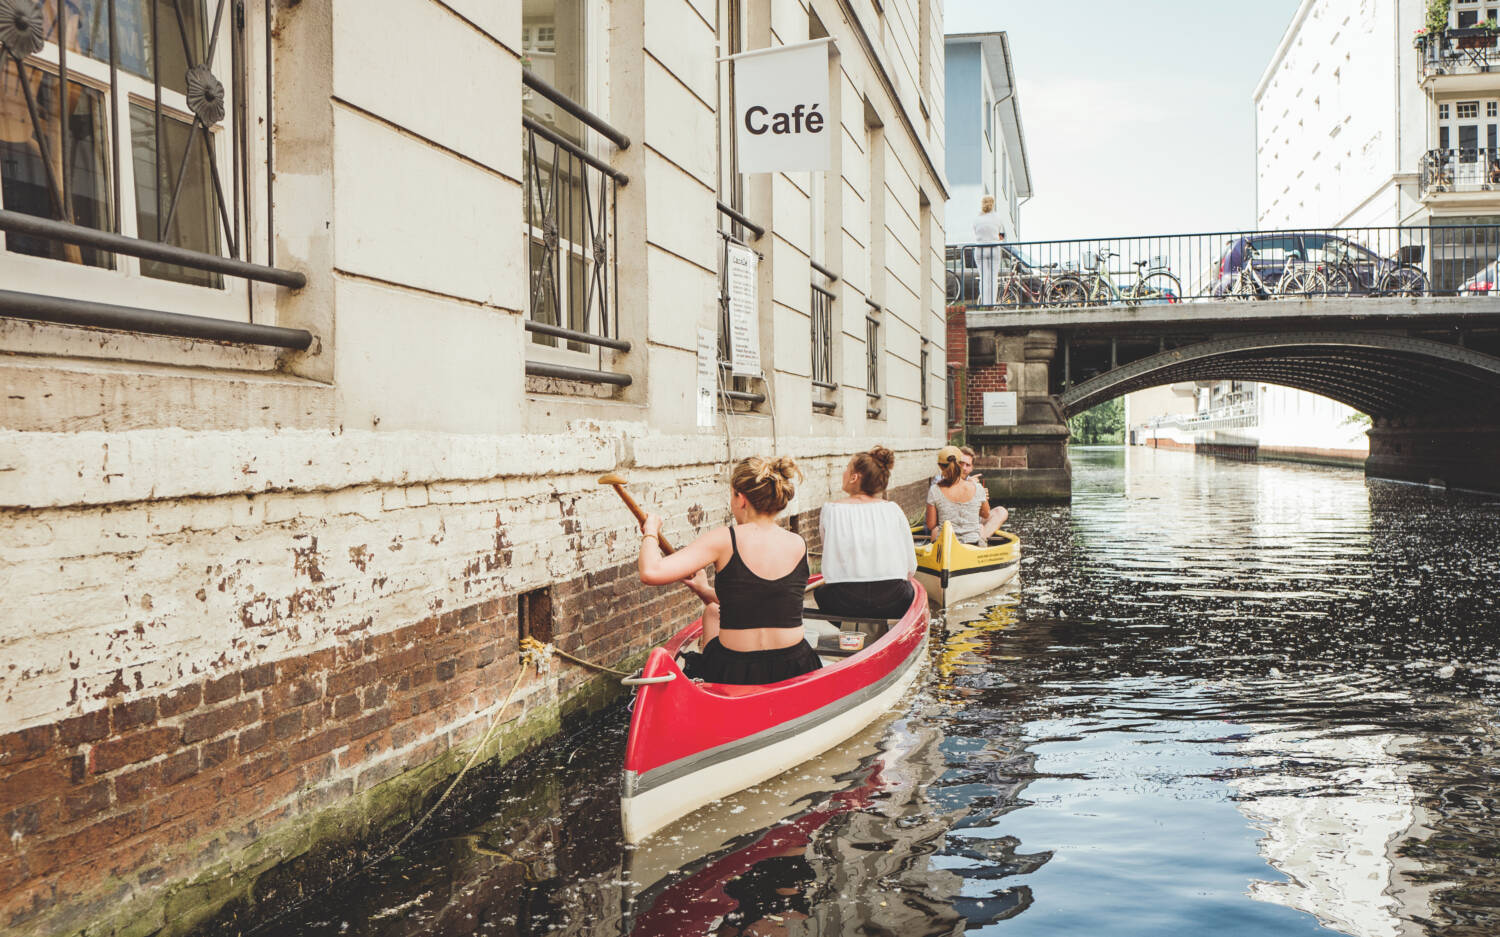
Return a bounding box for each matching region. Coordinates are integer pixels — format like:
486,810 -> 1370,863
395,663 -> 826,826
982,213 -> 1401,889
818,500 -> 918,584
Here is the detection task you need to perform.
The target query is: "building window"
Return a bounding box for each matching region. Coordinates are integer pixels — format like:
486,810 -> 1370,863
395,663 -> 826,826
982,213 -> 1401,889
1458,102 -> 1480,120
1440,103 -> 1451,120
522,0 -> 621,359
0,0 -> 237,289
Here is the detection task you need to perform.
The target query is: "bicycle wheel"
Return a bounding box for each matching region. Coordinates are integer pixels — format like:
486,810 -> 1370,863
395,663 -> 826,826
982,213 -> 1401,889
1321,266 -> 1354,296
1277,265 -> 1322,298
1229,270 -> 1260,301
1130,272 -> 1184,303
1046,276 -> 1088,307
999,278 -> 1027,308
1084,275 -> 1116,306
1379,265 -> 1428,297
945,270 -> 962,304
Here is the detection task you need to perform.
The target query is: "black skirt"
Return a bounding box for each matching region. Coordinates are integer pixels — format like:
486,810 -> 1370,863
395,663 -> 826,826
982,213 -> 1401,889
813,578 -> 915,620
683,638 -> 822,685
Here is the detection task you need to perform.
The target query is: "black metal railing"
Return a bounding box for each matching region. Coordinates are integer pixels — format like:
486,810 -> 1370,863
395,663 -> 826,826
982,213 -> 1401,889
919,337 -> 930,423
523,69 -> 629,385
0,0 -> 308,347
1420,147 -> 1500,196
865,302 -> 880,417
1417,28 -> 1500,78
946,224 -> 1500,308
811,261 -> 836,412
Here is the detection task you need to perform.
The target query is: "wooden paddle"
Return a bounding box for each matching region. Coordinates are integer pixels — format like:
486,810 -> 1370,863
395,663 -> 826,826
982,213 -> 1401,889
599,472 -> 677,554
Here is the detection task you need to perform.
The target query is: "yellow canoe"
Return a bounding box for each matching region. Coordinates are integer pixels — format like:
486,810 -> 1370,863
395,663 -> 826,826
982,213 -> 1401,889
913,521 -> 1021,606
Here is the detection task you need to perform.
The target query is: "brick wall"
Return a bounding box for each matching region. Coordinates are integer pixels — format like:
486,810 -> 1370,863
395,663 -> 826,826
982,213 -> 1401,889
0,434 -> 939,937
965,362 -> 1009,425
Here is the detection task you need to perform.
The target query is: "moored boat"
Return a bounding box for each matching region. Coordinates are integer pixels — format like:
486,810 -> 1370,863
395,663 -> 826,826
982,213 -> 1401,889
914,521 -> 1021,607
619,576 -> 930,843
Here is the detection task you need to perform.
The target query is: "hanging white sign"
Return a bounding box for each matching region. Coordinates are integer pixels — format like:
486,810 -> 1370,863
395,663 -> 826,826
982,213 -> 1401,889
696,327 -> 717,428
731,39 -> 833,174
725,242 -> 761,376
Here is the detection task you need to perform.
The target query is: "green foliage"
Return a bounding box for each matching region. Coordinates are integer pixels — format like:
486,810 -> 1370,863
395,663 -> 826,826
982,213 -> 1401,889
1068,398 -> 1125,445
1428,0 -> 1452,34
1342,410 -> 1373,428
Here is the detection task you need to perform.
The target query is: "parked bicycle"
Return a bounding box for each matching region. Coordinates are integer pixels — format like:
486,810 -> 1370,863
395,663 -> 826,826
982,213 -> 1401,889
998,261 -> 1087,308
1315,240 -> 1429,296
1229,243 -> 1320,300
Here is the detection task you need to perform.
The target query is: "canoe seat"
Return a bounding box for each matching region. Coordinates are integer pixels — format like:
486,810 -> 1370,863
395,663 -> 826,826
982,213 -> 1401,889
802,610 -> 895,658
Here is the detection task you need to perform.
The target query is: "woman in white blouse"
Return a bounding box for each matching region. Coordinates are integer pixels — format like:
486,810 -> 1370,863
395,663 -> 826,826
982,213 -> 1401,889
813,447 -> 918,619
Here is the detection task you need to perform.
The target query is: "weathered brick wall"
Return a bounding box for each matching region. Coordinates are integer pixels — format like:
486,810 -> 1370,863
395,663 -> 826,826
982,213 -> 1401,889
0,430 -> 937,937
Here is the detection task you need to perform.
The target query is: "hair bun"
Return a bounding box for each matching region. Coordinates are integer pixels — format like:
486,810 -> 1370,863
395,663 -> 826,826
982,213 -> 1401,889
771,455 -> 802,481
870,446 -> 894,470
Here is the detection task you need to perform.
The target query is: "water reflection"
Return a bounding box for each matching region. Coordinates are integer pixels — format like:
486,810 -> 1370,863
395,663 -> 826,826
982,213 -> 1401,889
222,447 -> 1500,937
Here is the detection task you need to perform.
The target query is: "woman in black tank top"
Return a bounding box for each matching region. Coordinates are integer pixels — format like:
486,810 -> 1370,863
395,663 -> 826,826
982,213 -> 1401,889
637,455 -> 821,686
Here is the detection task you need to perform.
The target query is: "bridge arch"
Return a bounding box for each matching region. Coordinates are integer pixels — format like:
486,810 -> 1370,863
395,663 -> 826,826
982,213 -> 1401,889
1059,331 -> 1500,419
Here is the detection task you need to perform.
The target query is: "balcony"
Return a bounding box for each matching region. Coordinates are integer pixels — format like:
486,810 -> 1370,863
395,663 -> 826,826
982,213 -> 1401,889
1417,29 -> 1500,90
1419,147 -> 1500,201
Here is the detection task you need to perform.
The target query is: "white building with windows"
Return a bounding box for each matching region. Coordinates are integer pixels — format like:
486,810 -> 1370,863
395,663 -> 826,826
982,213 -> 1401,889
0,2 -> 948,935
943,31 -> 1031,242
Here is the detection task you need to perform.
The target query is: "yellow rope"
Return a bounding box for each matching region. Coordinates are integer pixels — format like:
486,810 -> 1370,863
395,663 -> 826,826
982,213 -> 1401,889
523,636 -> 635,677
381,638 -> 631,858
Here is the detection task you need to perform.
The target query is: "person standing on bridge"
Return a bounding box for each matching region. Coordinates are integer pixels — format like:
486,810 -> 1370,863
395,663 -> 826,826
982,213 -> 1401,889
973,196 -> 1005,306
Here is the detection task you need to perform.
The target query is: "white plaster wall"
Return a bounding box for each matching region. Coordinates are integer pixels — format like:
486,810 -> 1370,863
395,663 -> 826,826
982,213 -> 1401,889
0,0 -> 948,735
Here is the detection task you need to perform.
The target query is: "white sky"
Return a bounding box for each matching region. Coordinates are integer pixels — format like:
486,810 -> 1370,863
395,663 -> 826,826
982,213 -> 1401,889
946,0 -> 1305,242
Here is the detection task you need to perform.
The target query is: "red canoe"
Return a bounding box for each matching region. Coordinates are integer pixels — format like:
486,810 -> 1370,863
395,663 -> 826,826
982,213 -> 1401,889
620,576 -> 930,842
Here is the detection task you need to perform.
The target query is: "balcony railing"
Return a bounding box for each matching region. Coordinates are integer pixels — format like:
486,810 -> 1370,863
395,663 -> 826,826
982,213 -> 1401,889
810,258 -> 836,413
865,300 -> 881,418
946,223 -> 1500,307
523,69 -> 631,387
1420,147 -> 1500,197
0,0 -> 310,349
1417,28 -> 1500,79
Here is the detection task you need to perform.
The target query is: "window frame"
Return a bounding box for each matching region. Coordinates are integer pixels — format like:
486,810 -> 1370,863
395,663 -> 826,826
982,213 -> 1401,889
521,0 -> 617,372
0,0 -> 264,325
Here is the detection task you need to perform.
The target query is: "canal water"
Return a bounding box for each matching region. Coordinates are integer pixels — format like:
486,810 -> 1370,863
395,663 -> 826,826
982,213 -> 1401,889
237,447 -> 1500,937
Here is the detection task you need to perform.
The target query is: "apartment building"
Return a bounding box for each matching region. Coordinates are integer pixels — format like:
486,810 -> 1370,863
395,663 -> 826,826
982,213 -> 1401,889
943,31 -> 1031,242
0,1 -> 948,935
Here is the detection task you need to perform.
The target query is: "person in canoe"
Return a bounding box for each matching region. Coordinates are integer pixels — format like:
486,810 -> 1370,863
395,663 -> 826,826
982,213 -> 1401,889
637,455 -> 821,685
926,445 -> 1009,545
812,446 -> 918,619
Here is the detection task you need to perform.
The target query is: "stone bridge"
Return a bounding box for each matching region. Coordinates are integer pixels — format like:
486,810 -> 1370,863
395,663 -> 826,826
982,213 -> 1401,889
957,296 -> 1500,497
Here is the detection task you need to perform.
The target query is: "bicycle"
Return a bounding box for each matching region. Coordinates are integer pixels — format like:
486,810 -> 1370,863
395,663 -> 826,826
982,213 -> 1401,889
1121,256 -> 1183,303
1228,243 -> 1319,300
1078,250 -> 1119,306
998,261 -> 1088,308
1317,241 -> 1429,297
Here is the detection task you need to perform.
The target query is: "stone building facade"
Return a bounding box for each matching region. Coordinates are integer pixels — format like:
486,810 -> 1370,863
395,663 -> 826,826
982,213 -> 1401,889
0,1 -> 948,934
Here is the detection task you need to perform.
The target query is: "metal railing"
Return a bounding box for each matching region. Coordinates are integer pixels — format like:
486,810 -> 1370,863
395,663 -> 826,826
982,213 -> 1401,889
946,224 -> 1500,308
523,69 -> 630,386
0,0 -> 309,347
811,261 -> 837,412
919,337 -> 930,423
1417,28 -> 1500,78
1420,147 -> 1500,196
865,302 -> 881,417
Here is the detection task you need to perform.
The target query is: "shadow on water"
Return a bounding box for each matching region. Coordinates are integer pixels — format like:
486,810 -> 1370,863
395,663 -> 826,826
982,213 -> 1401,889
218,447 -> 1500,936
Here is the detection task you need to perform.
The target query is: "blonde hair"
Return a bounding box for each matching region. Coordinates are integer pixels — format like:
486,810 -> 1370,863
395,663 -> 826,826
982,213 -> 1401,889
730,455 -> 802,514
980,195 -> 996,213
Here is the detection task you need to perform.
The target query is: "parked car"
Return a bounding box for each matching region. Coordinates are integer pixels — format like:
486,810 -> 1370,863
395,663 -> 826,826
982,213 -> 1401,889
1214,232 -> 1424,296
1459,259 -> 1499,295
